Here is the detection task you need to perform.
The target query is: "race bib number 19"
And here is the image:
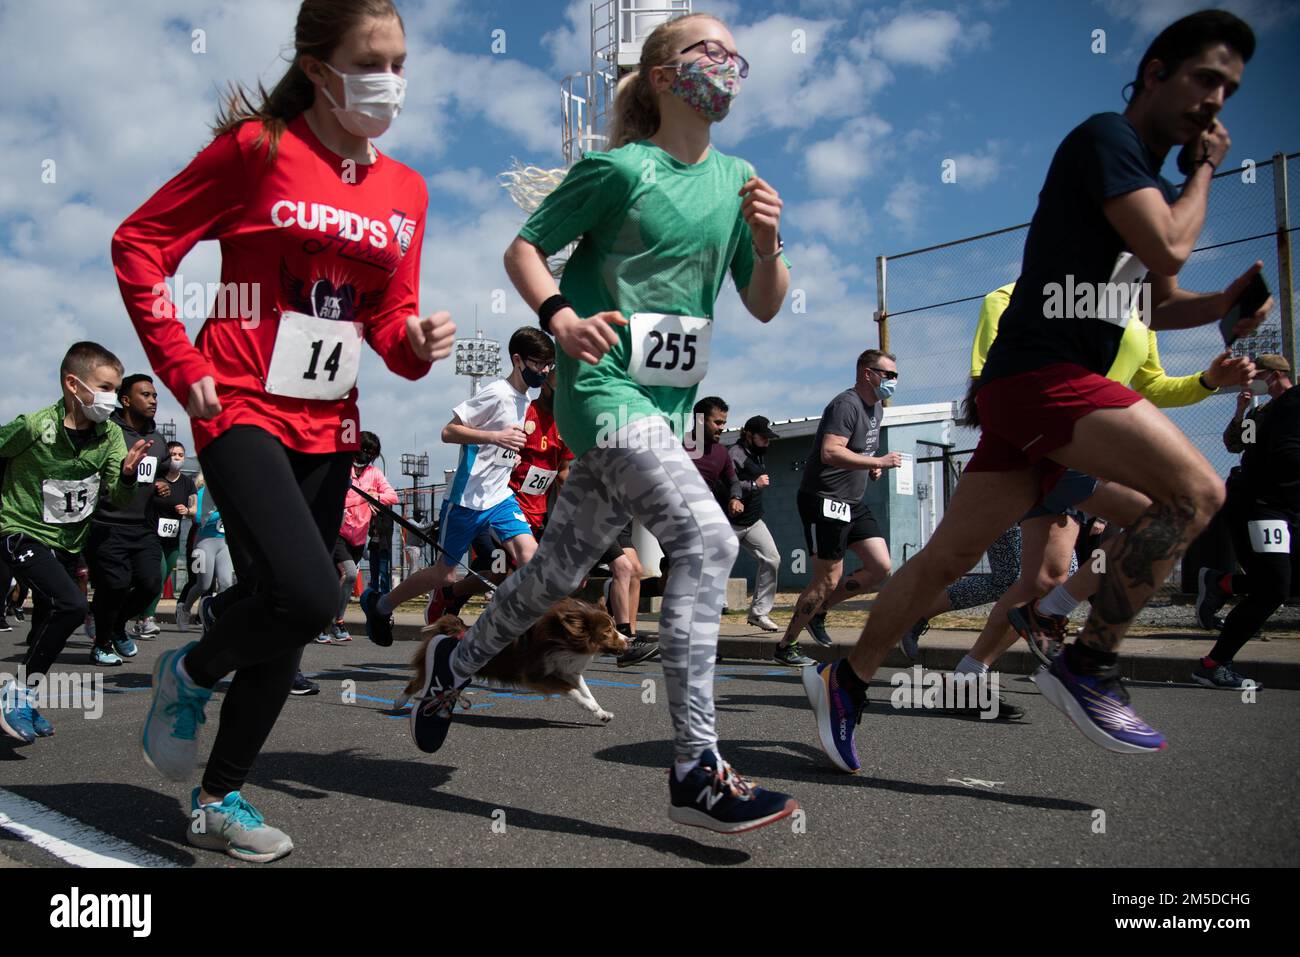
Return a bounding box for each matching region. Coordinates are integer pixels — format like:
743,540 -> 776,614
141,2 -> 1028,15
628,313 -> 711,388
264,310 -> 363,401
1247,519 -> 1291,554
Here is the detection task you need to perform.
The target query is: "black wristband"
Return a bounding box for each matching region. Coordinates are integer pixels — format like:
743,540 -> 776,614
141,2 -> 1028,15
537,295 -> 572,335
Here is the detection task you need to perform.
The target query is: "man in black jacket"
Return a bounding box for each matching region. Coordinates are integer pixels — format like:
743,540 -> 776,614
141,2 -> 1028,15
729,416 -> 782,632
1196,355 -> 1297,687
83,374 -> 169,664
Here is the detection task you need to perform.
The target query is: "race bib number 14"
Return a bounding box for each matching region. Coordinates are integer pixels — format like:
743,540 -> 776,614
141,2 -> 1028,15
265,310 -> 363,401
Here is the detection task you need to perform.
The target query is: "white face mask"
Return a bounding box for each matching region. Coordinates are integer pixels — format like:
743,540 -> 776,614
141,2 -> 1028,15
320,62 -> 405,139
71,376 -> 118,424
1249,377 -> 1270,396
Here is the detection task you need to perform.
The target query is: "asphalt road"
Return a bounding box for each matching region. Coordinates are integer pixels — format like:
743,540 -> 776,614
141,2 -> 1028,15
2,619 -> 1296,868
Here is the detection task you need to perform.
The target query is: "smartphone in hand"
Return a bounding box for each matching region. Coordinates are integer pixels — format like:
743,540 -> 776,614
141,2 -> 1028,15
1220,272 -> 1270,346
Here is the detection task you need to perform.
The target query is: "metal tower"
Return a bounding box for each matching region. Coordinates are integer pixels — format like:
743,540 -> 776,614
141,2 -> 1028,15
561,0 -> 693,167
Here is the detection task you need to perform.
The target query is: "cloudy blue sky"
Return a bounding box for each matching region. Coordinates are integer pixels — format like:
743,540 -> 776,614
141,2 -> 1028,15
2,0 -> 1297,479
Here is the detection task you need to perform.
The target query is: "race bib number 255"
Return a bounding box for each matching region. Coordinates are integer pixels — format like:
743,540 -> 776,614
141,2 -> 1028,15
627,313 -> 712,389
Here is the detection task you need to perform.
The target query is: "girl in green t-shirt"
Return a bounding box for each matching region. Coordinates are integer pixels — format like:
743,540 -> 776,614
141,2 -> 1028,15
410,13 -> 797,834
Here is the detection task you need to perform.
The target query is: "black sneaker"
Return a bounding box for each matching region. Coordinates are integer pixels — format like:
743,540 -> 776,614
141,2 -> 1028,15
410,634 -> 469,753
198,595 -> 218,634
617,638 -> 660,668
1196,568 -> 1229,631
0,617 -> 10,633
773,641 -> 816,668
667,750 -> 798,834
805,611 -> 833,647
1006,600 -> 1066,666
900,617 -> 929,660
290,672 -> 320,696
9,604 -> 24,622
1191,661 -> 1260,690
942,693 -> 1025,721
360,587 -> 394,647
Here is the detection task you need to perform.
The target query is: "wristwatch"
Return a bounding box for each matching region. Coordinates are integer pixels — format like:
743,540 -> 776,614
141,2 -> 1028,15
753,234 -> 784,263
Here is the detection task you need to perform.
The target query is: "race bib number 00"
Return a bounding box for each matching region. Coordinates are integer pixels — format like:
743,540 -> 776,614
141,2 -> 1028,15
1247,519 -> 1291,554
628,313 -> 711,389
264,310 -> 363,401
519,465 -> 557,496
157,517 -> 181,538
822,498 -> 851,522
42,477 -> 98,525
136,455 -> 158,483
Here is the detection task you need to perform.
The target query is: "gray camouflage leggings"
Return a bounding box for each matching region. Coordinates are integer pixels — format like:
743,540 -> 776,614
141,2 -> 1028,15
449,416 -> 736,760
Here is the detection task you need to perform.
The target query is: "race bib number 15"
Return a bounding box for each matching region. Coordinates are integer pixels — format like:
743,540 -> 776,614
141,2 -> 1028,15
42,477 -> 98,525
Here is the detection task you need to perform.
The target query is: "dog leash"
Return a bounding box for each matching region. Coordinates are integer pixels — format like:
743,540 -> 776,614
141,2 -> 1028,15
349,484 -> 500,595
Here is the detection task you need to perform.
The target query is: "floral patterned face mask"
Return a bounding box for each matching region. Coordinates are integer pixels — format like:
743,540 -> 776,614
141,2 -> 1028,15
669,57 -> 741,121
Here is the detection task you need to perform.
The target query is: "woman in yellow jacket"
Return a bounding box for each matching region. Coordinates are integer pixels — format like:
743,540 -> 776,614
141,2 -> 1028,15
904,281 -> 1253,705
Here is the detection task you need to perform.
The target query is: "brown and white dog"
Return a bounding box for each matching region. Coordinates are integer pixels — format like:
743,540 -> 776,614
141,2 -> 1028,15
398,598 -> 629,723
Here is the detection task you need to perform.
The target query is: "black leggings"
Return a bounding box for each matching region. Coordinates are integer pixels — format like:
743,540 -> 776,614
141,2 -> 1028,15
1210,496 -> 1296,663
186,426 -> 351,796
4,534 -> 88,678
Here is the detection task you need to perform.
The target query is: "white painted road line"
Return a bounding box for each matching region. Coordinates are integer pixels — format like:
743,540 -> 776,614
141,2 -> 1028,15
0,789 -> 177,868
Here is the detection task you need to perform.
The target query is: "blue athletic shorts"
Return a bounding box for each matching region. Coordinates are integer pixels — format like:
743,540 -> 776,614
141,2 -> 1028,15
436,496 -> 532,568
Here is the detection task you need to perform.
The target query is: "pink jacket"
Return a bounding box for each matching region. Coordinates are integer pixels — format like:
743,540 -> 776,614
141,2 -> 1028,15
340,464 -> 399,547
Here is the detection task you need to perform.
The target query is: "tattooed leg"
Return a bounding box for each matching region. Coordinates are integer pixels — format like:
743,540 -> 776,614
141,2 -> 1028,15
1080,496 -> 1197,652
781,557 -> 841,645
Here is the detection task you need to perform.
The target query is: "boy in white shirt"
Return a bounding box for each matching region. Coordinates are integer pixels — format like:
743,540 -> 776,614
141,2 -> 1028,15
362,328 -> 554,644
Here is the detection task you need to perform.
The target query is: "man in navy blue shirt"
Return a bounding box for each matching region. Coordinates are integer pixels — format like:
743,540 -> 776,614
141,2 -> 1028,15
804,10 -> 1274,772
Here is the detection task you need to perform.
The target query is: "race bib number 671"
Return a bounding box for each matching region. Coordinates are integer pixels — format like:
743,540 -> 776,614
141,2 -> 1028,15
627,313 -> 712,389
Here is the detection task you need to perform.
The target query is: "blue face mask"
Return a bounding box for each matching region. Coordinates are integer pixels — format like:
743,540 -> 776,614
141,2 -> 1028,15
874,376 -> 896,401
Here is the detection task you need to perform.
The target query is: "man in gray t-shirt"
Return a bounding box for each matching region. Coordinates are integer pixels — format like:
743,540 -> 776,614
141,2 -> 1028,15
776,350 -> 903,666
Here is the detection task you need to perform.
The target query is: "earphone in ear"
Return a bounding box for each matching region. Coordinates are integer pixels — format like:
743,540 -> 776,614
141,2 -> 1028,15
1155,67 -> 1169,80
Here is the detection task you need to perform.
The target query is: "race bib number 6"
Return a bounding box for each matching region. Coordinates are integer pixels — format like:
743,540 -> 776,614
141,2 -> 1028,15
264,310 -> 363,401
42,477 -> 98,525
628,313 -> 711,389
519,465 -> 557,496
822,498 -> 851,522
1247,519 -> 1291,554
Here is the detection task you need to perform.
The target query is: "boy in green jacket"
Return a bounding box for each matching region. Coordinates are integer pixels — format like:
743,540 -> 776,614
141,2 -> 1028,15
0,341 -> 149,743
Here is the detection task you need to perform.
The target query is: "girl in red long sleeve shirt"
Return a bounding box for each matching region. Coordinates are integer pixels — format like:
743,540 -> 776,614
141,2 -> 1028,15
115,0 -> 453,863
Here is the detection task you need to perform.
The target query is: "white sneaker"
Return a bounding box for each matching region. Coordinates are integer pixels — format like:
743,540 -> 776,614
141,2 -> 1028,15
747,611 -> 780,632
139,617 -> 161,637
175,603 -> 191,632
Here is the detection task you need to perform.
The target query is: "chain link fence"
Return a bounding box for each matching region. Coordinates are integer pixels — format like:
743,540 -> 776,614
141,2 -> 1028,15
879,151 -> 1297,495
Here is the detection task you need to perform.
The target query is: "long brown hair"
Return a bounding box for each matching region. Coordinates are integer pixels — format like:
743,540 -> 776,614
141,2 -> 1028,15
211,0 -> 404,158
607,12 -> 722,150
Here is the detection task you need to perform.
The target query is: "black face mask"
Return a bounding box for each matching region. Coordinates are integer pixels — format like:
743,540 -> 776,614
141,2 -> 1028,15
521,365 -> 549,389
354,455 -> 374,469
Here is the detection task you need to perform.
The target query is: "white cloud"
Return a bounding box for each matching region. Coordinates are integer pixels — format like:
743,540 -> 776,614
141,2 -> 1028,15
787,197 -> 871,241
945,142 -> 1002,189
871,10 -> 991,72
427,166 -> 505,208
884,177 -> 926,236
803,115 -> 894,195
1099,0 -> 1299,34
